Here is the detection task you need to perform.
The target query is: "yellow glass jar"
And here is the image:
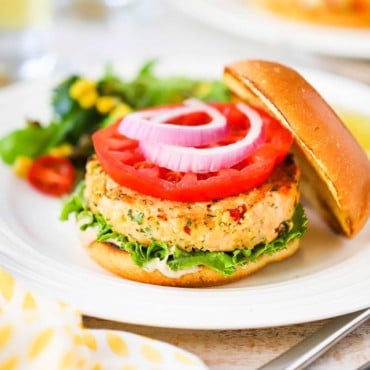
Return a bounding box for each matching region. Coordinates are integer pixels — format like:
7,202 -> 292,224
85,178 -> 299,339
0,0 -> 52,30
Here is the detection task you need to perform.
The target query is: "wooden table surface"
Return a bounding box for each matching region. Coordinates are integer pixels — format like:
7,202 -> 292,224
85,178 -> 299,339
84,316 -> 370,369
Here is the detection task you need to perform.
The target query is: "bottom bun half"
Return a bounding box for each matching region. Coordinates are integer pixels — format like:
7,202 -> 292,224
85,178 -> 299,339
86,238 -> 301,288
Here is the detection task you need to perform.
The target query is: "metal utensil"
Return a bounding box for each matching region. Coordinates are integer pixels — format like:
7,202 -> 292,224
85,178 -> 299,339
258,308 -> 370,370
358,359 -> 370,370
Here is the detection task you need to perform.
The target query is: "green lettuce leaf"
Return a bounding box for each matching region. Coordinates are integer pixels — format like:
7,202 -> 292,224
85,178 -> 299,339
61,187 -> 308,277
0,123 -> 58,165
0,75 -> 101,165
60,181 -> 86,221
167,204 -> 308,275
98,60 -> 231,110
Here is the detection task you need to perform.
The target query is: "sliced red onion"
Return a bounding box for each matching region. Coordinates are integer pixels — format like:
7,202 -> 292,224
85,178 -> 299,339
140,104 -> 264,173
118,99 -> 227,147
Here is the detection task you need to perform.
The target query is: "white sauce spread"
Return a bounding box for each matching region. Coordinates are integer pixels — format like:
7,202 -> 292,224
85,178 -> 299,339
77,221 -> 98,247
144,258 -> 199,278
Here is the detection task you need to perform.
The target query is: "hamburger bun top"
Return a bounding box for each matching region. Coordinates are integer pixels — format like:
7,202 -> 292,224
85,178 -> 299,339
224,60 -> 370,237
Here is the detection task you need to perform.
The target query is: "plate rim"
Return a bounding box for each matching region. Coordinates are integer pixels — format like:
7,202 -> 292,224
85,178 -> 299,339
0,60 -> 369,329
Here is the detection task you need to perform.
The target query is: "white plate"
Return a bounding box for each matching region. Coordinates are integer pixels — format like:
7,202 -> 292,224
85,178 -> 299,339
169,0 -> 370,59
0,59 -> 369,330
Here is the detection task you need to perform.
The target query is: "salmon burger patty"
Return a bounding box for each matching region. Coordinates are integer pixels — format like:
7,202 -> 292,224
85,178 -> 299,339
84,155 -> 300,253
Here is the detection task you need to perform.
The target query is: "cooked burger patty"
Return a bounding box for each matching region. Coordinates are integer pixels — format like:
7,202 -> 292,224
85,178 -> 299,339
85,156 -> 300,252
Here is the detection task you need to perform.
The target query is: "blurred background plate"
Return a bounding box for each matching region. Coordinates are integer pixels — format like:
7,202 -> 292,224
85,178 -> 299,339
169,0 -> 370,59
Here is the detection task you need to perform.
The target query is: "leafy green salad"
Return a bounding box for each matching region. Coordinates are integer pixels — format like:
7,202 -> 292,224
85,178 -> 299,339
0,60 -> 230,173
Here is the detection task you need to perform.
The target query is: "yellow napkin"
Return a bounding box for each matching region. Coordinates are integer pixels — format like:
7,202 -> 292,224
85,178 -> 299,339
0,268 -> 207,370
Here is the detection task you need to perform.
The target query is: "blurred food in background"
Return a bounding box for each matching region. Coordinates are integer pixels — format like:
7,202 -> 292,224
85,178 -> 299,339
0,0 -> 51,29
254,0 -> 370,27
71,0 -> 136,20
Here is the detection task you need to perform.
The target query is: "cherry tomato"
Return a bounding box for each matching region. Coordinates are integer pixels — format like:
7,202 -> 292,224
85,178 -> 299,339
27,155 -> 76,196
92,103 -> 293,202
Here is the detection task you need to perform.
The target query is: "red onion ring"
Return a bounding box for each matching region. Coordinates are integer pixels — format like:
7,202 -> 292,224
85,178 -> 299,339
118,99 -> 228,147
139,103 -> 264,173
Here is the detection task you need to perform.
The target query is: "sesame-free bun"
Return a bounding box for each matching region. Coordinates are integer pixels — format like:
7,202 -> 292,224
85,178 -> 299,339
224,60 -> 370,237
254,0 -> 370,28
86,238 -> 300,287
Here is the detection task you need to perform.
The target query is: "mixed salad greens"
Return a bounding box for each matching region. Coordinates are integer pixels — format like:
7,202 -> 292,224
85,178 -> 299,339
0,60 -> 230,187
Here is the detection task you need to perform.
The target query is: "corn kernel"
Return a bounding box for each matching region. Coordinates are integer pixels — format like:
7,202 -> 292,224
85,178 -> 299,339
195,82 -> 211,96
79,89 -> 98,109
48,144 -> 74,157
12,156 -> 33,178
110,103 -> 132,118
69,79 -> 96,100
96,96 -> 120,114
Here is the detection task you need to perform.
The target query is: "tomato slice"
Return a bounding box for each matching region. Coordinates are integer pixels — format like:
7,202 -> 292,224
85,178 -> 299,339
27,155 -> 76,196
92,103 -> 293,202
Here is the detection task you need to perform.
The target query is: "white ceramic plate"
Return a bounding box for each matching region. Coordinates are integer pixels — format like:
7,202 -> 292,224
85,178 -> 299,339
0,59 -> 369,330
169,0 -> 370,59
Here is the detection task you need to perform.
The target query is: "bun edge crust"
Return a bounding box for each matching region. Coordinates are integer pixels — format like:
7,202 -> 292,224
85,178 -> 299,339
86,238 -> 300,287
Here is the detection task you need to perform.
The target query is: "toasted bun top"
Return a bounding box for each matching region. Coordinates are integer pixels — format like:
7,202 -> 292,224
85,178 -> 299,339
224,60 -> 370,237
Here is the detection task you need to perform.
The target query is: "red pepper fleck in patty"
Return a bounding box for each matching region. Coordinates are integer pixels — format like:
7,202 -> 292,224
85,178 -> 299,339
228,204 -> 247,223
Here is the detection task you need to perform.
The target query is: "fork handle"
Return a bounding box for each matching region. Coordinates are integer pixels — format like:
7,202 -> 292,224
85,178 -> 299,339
258,308 -> 370,370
